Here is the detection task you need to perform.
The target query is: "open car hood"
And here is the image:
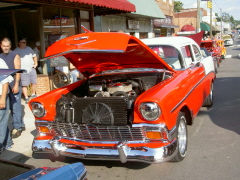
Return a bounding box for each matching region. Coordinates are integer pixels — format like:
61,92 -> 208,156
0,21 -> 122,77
0,69 -> 25,82
44,32 -> 175,77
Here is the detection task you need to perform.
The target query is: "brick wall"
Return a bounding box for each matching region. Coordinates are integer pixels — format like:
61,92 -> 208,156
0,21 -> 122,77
155,0 -> 173,17
36,74 -> 51,96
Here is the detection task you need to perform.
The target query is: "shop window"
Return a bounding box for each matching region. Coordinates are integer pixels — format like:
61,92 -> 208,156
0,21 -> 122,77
80,10 -> 90,33
130,32 -> 135,36
43,6 -> 76,48
139,32 -> 148,39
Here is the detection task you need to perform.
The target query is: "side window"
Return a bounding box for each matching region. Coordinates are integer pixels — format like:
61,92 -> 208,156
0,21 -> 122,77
192,45 -> 202,61
181,45 -> 193,67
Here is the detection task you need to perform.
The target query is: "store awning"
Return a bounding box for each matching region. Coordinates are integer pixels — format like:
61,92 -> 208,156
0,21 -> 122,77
127,0 -> 165,19
3,0 -> 136,16
200,23 -> 210,32
65,0 -> 136,12
181,25 -> 195,32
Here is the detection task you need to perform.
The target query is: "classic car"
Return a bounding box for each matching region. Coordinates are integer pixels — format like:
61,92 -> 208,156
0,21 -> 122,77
29,31 -> 215,164
0,158 -> 87,180
200,47 -> 218,73
200,40 -> 222,66
223,35 -> 234,46
216,39 -> 227,59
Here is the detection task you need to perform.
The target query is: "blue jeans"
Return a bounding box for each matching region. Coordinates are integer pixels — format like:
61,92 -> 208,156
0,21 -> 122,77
9,86 -> 24,130
0,96 -> 12,150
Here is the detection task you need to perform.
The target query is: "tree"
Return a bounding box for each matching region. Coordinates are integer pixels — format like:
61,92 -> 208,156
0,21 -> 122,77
174,1 -> 184,12
222,12 -> 231,22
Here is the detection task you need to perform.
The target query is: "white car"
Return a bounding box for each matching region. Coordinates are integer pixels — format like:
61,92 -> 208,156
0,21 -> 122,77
223,35 -> 234,46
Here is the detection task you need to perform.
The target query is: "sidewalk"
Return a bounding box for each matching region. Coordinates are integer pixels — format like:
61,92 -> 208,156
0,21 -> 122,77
0,99 -> 36,161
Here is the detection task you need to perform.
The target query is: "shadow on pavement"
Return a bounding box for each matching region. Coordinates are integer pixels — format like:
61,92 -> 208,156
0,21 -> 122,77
203,76 -> 240,135
32,153 -> 151,170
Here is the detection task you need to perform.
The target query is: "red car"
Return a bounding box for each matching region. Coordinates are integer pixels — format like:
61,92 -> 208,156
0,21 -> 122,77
29,31 -> 215,163
200,40 -> 222,67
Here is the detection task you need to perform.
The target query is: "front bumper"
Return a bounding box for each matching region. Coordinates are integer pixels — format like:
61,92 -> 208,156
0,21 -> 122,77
32,137 -> 177,163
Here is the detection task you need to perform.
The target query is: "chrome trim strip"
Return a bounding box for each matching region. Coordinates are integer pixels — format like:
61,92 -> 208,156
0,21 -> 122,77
170,70 -> 215,113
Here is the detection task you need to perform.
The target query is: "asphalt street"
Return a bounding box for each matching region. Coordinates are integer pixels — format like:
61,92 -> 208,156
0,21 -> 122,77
4,38 -> 240,180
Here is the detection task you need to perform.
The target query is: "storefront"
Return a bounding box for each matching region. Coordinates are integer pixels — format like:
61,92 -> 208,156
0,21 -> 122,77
0,0 -> 136,73
95,0 -> 165,39
153,16 -> 178,37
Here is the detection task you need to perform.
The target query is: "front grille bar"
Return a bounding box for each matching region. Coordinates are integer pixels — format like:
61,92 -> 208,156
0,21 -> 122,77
48,122 -> 145,141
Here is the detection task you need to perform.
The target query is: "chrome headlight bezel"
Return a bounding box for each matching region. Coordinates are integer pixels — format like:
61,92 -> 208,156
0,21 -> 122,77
140,102 -> 161,121
31,102 -> 46,118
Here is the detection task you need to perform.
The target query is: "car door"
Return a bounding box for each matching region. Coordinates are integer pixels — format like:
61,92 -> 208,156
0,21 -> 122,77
188,44 -> 207,115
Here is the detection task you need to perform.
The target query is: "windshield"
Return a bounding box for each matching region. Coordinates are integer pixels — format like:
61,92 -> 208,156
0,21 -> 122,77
147,45 -> 184,69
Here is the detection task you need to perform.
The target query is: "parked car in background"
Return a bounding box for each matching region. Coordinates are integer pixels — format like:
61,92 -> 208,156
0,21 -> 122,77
216,39 -> 227,59
29,31 -> 215,164
200,40 -> 222,66
200,47 -> 218,73
223,35 -> 234,46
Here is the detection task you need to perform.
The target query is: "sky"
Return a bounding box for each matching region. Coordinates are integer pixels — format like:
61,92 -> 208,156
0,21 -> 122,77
179,0 -> 240,20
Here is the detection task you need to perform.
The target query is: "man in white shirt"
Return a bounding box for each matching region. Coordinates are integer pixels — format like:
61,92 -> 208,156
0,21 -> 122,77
0,58 -> 13,152
14,37 -> 38,103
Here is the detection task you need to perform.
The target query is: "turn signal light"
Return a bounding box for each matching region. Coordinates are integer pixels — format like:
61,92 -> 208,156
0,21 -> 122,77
38,126 -> 50,133
146,131 -> 162,139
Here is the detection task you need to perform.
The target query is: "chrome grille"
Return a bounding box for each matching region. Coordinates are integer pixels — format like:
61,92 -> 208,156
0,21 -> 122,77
49,122 -> 145,141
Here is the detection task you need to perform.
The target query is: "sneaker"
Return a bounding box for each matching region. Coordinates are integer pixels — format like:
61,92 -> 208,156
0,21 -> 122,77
25,97 -> 30,104
30,94 -> 37,98
5,143 -> 14,150
12,129 -> 22,139
22,127 -> 26,131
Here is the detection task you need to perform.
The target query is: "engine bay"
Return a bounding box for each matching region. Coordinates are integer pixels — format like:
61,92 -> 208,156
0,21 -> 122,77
55,69 -> 173,125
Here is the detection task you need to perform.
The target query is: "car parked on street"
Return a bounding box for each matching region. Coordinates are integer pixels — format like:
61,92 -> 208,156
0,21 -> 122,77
29,31 -> 215,164
223,35 -> 234,46
200,47 -> 218,73
200,40 -> 222,66
216,39 -> 227,59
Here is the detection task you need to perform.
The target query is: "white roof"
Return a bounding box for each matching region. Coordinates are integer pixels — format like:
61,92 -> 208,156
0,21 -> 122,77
141,36 -> 197,47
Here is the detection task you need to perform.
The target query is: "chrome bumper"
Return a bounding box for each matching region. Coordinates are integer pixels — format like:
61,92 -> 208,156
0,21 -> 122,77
32,137 -> 177,163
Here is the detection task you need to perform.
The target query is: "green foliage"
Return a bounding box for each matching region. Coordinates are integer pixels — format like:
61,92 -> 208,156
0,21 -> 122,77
174,1 -> 184,12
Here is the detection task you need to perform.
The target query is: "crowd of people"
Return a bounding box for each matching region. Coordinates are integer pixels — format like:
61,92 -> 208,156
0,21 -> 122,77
0,36 -> 84,153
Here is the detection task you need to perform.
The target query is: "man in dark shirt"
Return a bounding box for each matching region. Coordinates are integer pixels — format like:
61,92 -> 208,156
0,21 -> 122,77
0,37 -> 25,139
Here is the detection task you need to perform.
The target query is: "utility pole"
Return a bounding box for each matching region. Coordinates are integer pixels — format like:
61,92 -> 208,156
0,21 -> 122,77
220,8 -> 223,37
210,0 -> 213,38
196,0 -> 201,33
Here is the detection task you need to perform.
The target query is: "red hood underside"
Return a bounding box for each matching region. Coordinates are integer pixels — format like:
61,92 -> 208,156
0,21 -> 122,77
44,32 -> 174,77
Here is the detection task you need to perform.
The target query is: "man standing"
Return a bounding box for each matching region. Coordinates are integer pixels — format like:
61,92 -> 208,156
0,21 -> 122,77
14,37 -> 38,104
0,37 -> 25,139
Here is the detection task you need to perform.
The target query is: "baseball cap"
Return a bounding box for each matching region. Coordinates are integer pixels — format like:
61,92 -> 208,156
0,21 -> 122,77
18,37 -> 27,42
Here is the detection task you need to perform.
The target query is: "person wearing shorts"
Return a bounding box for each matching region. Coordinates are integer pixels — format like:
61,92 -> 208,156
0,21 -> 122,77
14,37 -> 38,103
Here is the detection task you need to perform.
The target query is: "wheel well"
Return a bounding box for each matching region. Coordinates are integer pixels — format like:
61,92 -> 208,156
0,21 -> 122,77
180,105 -> 192,125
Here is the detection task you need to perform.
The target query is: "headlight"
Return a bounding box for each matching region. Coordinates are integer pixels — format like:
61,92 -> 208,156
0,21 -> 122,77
140,102 -> 160,121
31,102 -> 46,118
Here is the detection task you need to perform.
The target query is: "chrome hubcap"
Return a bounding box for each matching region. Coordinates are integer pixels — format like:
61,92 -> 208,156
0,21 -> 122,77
209,84 -> 213,101
178,116 -> 187,156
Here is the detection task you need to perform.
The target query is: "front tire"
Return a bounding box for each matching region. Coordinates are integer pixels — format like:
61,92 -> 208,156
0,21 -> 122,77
171,112 -> 188,162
